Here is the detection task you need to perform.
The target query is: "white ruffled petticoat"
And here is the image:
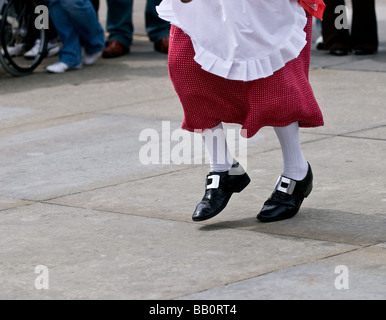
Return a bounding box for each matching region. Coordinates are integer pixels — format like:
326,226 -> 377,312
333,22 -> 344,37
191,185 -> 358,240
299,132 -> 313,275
157,0 -> 308,81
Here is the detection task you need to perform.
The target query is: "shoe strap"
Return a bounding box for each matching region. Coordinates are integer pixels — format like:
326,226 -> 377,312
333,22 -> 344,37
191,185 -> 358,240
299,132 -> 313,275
206,174 -> 221,190
274,176 -> 297,195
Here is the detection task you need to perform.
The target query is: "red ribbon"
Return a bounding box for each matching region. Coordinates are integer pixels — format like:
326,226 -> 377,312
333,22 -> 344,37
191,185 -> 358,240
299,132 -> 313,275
298,0 -> 326,20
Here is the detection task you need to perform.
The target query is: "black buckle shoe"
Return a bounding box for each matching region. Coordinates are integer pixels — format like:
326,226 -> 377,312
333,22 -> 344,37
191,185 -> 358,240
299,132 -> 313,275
257,164 -> 313,223
192,162 -> 251,222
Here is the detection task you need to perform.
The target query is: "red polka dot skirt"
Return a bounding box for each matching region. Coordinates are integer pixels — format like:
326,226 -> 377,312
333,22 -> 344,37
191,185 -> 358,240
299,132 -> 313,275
168,15 -> 324,138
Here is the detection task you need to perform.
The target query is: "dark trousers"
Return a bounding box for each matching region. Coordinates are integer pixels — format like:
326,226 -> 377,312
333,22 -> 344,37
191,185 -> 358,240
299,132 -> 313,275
106,0 -> 170,49
44,0 -> 100,42
90,0 -> 99,12
322,0 -> 378,51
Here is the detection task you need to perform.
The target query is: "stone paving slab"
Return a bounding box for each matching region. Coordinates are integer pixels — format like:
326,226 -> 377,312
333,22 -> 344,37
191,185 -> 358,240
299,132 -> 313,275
310,48 -> 386,73
0,52 -> 173,131
0,203 -> 357,300
345,126 -> 386,140
179,244 -> 386,300
47,132 -> 386,247
0,197 -> 33,211
0,114 -> 181,200
308,69 -> 386,135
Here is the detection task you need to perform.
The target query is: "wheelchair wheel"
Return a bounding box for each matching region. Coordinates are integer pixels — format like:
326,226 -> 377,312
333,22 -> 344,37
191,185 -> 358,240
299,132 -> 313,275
0,50 -> 26,76
0,0 -> 22,75
0,0 -> 48,75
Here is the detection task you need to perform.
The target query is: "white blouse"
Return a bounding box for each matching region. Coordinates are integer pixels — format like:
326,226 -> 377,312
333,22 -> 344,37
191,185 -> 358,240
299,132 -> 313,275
157,0 -> 308,81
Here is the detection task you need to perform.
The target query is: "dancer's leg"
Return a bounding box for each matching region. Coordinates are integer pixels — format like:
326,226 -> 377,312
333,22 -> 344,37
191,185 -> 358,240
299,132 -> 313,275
273,122 -> 309,181
201,123 -> 233,173
257,122 -> 313,222
192,123 -> 250,221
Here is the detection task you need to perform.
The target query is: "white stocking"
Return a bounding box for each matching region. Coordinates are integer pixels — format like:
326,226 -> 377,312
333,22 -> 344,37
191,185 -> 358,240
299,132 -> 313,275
274,122 -> 309,181
202,123 -> 233,173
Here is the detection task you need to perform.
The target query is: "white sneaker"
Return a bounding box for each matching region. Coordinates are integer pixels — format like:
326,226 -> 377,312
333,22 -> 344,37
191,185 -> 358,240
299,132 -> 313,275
46,61 -> 82,74
24,39 -> 61,59
83,51 -> 102,66
47,40 -> 61,57
4,43 -> 24,57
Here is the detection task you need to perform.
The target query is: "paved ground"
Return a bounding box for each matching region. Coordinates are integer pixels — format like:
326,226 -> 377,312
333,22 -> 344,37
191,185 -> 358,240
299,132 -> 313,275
0,1 -> 385,300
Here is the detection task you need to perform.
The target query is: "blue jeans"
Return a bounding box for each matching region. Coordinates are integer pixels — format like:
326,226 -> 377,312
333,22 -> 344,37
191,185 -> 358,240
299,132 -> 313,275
46,0 -> 105,67
106,0 -> 170,49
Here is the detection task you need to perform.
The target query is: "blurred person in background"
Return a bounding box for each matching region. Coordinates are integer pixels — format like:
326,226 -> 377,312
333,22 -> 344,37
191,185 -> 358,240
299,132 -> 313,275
102,0 -> 171,58
7,0 -> 100,61
45,0 -> 105,73
321,0 -> 378,56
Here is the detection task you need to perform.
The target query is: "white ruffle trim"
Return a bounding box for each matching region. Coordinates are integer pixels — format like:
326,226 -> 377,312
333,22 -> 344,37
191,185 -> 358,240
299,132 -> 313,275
157,0 -> 308,81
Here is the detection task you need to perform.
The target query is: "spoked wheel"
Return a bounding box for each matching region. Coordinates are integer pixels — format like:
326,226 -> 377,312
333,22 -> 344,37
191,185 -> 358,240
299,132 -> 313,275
0,42 -> 25,76
0,0 -> 21,75
0,0 -> 48,76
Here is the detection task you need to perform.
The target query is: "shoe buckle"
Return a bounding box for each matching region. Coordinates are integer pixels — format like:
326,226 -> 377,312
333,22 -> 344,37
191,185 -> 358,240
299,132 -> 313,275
275,176 -> 296,195
206,175 -> 220,189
